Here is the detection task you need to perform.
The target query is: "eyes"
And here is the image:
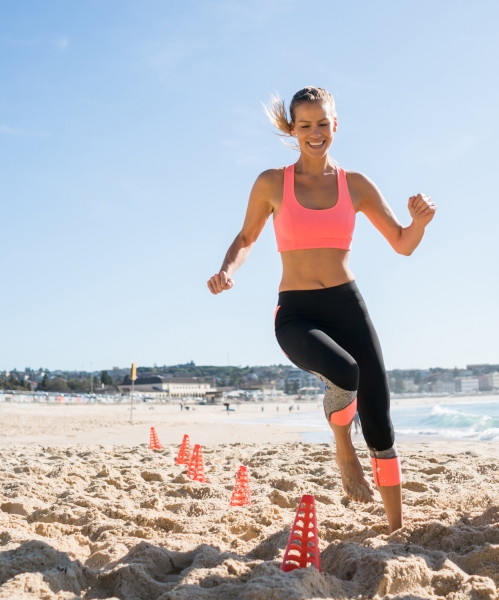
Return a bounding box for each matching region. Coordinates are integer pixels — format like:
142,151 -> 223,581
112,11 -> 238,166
300,123 -> 329,129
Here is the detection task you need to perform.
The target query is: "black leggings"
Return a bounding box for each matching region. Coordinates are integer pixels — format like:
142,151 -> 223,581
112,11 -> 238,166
275,281 -> 395,453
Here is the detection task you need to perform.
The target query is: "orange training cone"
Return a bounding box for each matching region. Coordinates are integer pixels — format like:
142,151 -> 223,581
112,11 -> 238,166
229,465 -> 252,507
281,494 -> 321,572
186,444 -> 208,483
176,434 -> 191,465
149,427 -> 163,450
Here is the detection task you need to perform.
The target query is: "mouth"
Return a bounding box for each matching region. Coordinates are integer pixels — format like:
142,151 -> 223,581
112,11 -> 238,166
307,140 -> 325,149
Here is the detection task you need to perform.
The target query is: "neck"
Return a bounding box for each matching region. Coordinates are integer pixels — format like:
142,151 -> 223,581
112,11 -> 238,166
295,153 -> 334,176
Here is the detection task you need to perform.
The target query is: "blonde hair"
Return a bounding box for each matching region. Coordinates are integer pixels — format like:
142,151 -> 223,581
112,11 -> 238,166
263,86 -> 337,137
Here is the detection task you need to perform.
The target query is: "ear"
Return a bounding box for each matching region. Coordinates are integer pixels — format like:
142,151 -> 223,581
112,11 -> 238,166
333,117 -> 338,133
289,121 -> 297,137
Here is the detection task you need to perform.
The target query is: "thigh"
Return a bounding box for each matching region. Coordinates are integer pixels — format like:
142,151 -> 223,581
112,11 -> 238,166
275,318 -> 359,392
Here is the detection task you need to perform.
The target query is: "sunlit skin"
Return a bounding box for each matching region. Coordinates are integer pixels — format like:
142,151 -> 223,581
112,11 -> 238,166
207,100 -> 436,533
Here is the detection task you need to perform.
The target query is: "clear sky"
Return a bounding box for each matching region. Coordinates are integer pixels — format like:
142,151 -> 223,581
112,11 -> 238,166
1,0 -> 498,372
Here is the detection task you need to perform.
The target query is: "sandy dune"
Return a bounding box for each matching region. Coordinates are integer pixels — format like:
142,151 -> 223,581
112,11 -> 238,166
1,435 -> 499,599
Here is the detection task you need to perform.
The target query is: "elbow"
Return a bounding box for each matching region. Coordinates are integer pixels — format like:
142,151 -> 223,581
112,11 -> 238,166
392,230 -> 414,256
239,231 -> 258,246
392,242 -> 413,256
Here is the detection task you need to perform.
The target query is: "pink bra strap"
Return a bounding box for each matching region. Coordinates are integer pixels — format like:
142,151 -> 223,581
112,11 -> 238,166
337,167 -> 352,206
336,167 -> 346,196
283,165 -> 293,202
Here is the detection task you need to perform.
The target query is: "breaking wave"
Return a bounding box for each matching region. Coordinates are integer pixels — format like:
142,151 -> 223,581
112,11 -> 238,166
394,403 -> 499,441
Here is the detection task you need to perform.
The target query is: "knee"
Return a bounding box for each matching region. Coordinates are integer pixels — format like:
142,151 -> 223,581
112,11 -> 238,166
337,358 -> 359,391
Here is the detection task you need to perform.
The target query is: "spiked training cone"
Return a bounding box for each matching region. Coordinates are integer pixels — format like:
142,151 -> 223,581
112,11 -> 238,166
186,444 -> 208,483
281,494 -> 320,572
149,427 -> 163,450
175,434 -> 191,465
229,465 -> 252,507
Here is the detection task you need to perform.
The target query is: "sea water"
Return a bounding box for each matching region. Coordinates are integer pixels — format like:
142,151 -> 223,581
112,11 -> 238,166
392,401 -> 499,441
259,399 -> 499,443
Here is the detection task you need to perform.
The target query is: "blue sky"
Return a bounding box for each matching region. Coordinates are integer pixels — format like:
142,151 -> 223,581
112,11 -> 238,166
1,0 -> 498,372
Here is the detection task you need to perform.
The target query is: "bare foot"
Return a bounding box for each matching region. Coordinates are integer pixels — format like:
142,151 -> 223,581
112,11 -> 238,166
336,452 -> 374,503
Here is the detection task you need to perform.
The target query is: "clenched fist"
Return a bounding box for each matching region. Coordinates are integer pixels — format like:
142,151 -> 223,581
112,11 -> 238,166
207,271 -> 234,295
408,194 -> 436,228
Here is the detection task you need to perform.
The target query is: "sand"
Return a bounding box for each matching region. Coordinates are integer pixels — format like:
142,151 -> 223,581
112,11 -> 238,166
1,402 -> 499,599
0,402 -> 313,447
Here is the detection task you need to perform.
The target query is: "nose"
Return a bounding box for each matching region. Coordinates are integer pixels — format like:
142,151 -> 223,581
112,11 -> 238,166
309,125 -> 322,138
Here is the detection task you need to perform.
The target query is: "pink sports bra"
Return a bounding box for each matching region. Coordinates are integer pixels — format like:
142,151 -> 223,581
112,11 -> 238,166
273,164 -> 355,252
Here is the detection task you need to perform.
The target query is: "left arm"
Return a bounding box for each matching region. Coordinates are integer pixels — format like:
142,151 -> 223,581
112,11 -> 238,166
348,172 -> 437,256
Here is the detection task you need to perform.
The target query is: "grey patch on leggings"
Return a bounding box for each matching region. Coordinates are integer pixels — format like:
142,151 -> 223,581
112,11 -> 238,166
369,445 -> 398,459
311,371 -> 357,422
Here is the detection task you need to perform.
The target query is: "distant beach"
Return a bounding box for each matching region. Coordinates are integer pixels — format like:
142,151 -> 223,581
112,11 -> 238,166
1,394 -> 498,447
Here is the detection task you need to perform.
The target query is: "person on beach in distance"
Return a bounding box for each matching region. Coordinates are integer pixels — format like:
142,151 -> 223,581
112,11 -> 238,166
353,411 -> 361,435
207,87 -> 436,532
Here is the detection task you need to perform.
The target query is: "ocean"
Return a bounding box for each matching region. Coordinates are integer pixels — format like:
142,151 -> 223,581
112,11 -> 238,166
263,399 -> 499,443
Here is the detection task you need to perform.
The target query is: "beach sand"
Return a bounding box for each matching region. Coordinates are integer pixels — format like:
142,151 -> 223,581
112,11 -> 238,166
0,402 -> 313,447
1,401 -> 499,599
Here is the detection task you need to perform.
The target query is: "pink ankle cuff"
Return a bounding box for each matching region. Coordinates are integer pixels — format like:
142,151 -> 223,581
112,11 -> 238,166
330,397 -> 357,426
371,456 -> 402,486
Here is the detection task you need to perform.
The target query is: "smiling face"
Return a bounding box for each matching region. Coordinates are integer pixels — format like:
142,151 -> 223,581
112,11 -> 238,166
290,101 -> 337,159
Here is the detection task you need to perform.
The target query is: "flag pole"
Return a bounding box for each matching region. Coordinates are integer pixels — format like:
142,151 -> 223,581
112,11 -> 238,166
130,362 -> 137,423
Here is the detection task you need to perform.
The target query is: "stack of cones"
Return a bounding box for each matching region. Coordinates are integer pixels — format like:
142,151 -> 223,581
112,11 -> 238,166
281,494 -> 321,572
149,427 -> 163,450
175,434 -> 191,465
229,466 -> 252,507
186,444 -> 208,483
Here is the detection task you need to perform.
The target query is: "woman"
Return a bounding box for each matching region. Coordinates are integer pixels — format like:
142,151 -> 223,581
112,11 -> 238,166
207,87 -> 436,532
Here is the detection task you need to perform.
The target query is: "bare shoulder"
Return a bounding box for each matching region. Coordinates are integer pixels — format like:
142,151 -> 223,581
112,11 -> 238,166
344,170 -> 382,209
254,167 -> 285,189
345,170 -> 379,193
251,167 -> 285,202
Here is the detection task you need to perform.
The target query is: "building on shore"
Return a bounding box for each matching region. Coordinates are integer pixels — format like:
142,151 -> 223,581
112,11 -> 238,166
117,376 -> 214,398
455,377 -> 480,394
402,378 -> 418,393
284,368 -> 325,395
432,379 -> 455,394
466,364 -> 499,374
478,371 -> 499,390
488,372 -> 499,389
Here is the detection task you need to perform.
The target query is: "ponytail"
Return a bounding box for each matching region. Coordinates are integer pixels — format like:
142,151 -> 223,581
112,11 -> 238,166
262,93 -> 293,136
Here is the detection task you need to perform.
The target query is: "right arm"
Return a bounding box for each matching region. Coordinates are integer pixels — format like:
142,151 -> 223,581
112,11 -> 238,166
207,171 -> 276,295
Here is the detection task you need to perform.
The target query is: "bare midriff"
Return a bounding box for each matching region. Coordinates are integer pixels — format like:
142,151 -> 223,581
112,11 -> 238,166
279,248 -> 355,292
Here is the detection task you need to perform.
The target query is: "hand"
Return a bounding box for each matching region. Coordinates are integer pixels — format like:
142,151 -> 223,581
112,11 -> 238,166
207,271 -> 234,295
408,193 -> 436,228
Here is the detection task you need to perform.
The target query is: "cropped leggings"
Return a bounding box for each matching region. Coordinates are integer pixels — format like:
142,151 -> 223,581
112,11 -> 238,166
275,281 -> 401,486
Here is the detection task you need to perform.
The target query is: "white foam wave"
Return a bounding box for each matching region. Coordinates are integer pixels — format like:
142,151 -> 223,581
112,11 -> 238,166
415,404 -> 499,434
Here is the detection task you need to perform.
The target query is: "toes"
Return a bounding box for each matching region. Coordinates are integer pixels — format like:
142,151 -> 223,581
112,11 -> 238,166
345,484 -> 373,503
362,487 -> 374,503
353,484 -> 374,503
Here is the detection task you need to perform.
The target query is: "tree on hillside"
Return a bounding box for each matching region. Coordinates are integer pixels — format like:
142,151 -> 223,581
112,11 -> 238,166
229,368 -> 243,387
0,374 -> 31,391
39,377 -> 70,393
100,371 -> 112,386
67,379 -> 90,392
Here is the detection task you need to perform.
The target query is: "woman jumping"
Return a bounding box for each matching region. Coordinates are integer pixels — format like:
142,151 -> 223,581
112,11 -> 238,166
207,87 -> 436,532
